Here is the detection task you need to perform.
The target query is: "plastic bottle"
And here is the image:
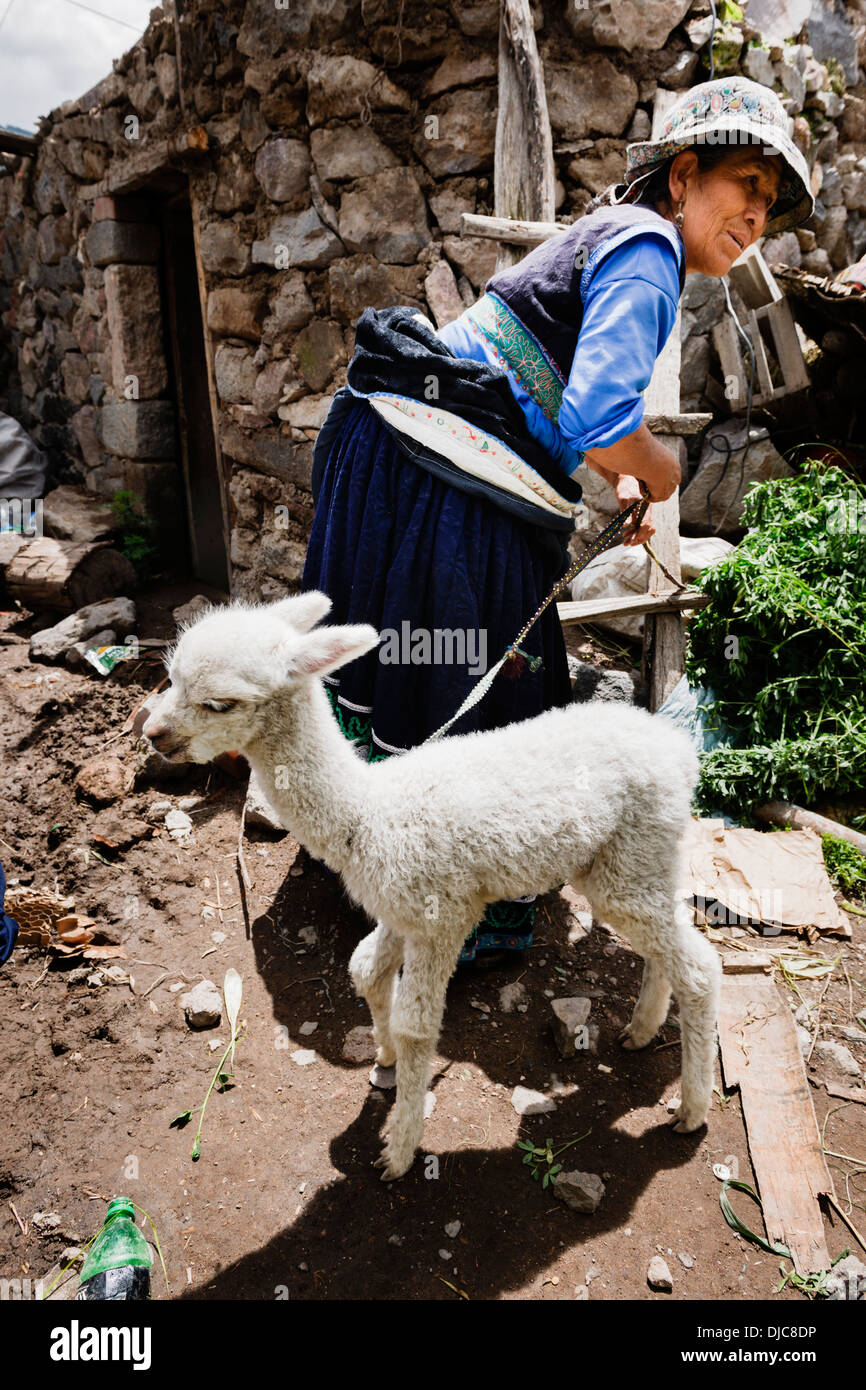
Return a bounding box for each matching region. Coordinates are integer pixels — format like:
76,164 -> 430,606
75,1198 -> 152,1300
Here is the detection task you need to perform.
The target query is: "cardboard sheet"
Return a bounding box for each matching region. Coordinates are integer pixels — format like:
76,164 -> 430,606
687,818 -> 851,938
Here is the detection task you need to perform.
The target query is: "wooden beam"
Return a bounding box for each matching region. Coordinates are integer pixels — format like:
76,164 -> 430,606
0,126 -> 38,157
557,589 -> 708,626
77,127 -> 209,200
494,0 -> 555,273
460,211 -> 564,245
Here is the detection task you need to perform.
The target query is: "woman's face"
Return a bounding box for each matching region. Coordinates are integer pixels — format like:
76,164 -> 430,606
668,149 -> 783,276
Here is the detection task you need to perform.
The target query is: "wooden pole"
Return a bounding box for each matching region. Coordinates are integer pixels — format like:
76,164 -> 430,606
494,0 -> 555,273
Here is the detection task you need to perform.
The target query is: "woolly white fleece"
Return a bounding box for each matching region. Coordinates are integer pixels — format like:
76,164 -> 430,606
143,592 -> 721,1180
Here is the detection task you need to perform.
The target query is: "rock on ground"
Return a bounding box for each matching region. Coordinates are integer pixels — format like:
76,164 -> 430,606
552,1170 -> 605,1213
181,979 -> 222,1029
74,753 -> 131,806
342,1025 -> 376,1063
647,1256 -> 673,1292
551,996 -> 592,1058
511,1085 -> 555,1116
30,598 -> 136,663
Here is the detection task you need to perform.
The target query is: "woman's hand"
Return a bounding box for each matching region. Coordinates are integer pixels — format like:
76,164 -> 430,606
614,475 -> 654,547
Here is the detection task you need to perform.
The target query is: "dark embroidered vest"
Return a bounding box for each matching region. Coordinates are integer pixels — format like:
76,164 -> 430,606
472,204 -> 686,424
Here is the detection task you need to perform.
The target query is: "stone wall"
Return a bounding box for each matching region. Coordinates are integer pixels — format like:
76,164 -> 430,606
1,0 -> 866,596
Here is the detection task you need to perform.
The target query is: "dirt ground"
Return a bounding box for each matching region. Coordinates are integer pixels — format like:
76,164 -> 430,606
1,584 -> 864,1302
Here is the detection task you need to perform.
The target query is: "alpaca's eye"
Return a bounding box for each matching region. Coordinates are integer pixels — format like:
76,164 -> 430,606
201,699 -> 237,713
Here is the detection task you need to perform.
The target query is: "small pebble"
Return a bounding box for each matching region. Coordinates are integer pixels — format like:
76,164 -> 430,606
290,1049 -> 317,1066
299,1021 -> 318,1035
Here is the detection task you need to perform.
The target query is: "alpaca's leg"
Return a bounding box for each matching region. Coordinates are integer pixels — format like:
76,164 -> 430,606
654,905 -> 721,1133
619,955 -> 672,1050
374,937 -> 455,1181
349,921 -> 404,1067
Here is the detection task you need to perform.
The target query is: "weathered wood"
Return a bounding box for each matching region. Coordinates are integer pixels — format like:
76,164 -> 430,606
645,411 -> 712,436
494,0 -> 555,273
460,211 -> 564,245
78,127 -> 209,200
718,969 -> 834,1277
641,300 -> 686,709
557,589 -> 708,626
727,243 -> 783,309
755,800 -> 866,856
0,126 -> 39,157
2,538 -> 136,613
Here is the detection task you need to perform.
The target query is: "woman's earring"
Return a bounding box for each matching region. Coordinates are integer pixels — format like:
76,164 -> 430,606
675,200 -> 685,228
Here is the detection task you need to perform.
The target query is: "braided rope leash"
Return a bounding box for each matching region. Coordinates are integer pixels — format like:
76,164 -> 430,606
424,485 -> 653,744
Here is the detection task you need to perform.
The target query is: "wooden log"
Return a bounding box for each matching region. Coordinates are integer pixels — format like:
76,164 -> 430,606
557,589 -> 708,626
494,0 -> 555,273
2,538 -> 137,614
754,800 -> 866,856
460,211 -> 564,245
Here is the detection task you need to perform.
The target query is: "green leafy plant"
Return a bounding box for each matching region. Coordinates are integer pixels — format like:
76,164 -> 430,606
171,970 -> 245,1161
821,834 -> 866,901
686,461 -> 866,817
110,489 -> 159,576
517,1130 -> 591,1189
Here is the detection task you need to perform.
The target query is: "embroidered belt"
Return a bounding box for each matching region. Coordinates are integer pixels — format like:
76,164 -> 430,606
464,292 -> 567,424
365,389 -> 576,522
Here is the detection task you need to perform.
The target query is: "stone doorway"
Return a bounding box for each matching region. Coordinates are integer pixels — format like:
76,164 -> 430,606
94,174 -> 228,589
160,183 -> 229,590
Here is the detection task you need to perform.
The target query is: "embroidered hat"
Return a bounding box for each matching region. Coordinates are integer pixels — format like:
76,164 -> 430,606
616,76 -> 814,235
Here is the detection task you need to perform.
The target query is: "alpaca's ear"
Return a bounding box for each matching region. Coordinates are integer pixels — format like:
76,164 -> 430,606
290,624 -> 380,679
273,591 -> 332,632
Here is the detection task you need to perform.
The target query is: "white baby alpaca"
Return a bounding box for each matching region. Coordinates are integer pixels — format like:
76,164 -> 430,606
143,592 -> 721,1180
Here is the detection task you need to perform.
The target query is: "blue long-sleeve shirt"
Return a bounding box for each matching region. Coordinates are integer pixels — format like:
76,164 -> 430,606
436,230 -> 683,478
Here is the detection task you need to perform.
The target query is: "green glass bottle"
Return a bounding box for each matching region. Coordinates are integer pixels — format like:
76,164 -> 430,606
75,1198 -> 152,1301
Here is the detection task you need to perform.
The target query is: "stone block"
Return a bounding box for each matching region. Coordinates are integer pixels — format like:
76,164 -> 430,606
100,401 -> 175,460
254,138 -> 311,202
206,286 -> 266,340
104,264 -> 168,399
85,221 -> 160,267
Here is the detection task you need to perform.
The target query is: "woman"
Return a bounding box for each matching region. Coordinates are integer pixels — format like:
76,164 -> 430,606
301,76 -> 813,966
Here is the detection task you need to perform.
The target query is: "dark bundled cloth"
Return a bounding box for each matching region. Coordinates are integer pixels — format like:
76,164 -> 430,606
0,863 -> 19,967
335,304 -> 582,536
302,305 -> 577,960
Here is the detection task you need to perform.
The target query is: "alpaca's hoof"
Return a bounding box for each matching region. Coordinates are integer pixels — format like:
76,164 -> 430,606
669,1109 -> 706,1135
375,1045 -> 396,1068
375,1140 -> 415,1181
618,1023 -> 653,1051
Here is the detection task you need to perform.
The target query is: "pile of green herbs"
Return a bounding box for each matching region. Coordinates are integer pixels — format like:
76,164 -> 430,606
685,460 -> 866,820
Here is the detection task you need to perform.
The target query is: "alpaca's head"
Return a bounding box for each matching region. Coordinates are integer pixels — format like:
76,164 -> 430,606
142,592 -> 379,763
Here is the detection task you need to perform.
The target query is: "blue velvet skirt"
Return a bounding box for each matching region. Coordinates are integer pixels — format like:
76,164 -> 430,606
301,395 -> 573,960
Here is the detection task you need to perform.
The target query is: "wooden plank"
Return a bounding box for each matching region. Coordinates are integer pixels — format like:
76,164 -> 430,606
645,411 -> 712,436
557,589 -> 708,626
727,243 -> 783,309
493,0 -> 555,273
642,305 -> 685,709
759,300 -> 811,394
718,970 -> 834,1276
187,182 -> 232,584
0,126 -> 39,157
459,211 -> 563,245
77,127 -> 209,200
